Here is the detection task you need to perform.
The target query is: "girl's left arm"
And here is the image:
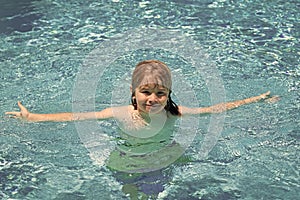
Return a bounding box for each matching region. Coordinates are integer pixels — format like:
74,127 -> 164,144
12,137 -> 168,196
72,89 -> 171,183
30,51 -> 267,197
179,91 -> 278,115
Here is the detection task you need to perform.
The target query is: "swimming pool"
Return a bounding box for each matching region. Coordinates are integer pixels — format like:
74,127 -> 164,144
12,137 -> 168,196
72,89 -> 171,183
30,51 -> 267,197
1,0 -> 299,199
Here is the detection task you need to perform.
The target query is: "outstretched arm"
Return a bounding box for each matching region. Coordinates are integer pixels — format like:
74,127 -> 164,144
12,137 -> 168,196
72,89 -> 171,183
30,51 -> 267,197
179,91 -> 278,115
5,101 -> 113,122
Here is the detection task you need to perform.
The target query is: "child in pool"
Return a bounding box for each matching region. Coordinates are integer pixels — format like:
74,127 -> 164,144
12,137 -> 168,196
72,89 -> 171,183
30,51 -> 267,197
5,60 -> 277,198
5,60 -> 274,122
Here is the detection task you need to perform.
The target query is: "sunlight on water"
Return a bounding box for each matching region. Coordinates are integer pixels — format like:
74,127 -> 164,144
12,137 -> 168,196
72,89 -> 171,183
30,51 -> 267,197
1,0 -> 299,199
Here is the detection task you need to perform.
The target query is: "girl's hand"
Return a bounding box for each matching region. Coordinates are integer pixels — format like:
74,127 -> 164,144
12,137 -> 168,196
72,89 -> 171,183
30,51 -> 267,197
5,101 -> 31,120
260,91 -> 271,99
260,91 -> 280,103
265,95 -> 280,103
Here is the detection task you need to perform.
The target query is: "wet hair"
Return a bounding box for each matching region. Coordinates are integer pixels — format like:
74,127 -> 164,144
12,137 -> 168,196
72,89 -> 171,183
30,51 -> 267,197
131,60 -> 180,116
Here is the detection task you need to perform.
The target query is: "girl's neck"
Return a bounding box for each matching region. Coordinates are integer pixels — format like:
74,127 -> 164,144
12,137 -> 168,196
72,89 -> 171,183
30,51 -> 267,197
139,109 -> 167,123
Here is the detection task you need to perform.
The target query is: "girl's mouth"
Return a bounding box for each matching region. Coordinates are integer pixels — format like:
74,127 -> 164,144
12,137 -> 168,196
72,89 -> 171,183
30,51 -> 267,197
145,104 -> 159,107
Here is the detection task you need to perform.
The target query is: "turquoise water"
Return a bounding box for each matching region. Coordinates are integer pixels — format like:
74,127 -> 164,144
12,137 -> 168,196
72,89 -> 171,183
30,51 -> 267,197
1,0 -> 299,199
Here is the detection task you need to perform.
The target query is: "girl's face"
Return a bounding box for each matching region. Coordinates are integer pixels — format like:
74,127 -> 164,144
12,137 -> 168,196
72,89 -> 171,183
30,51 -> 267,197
134,84 -> 169,114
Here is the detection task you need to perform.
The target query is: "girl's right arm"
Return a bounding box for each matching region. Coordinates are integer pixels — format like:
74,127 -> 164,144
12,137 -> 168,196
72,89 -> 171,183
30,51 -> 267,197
5,101 -> 114,122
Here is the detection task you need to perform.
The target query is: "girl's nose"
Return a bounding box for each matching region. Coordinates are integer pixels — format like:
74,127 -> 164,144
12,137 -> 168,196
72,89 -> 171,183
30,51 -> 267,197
148,93 -> 158,103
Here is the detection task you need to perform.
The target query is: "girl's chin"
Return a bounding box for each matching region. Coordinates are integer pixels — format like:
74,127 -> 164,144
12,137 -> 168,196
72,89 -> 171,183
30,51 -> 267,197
141,105 -> 164,114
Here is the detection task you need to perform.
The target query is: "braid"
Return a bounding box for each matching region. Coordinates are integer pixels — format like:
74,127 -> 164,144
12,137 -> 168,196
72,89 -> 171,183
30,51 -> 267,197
165,91 -> 180,116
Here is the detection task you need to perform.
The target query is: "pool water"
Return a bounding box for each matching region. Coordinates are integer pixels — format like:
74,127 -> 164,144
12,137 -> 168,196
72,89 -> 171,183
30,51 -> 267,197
1,0 -> 299,199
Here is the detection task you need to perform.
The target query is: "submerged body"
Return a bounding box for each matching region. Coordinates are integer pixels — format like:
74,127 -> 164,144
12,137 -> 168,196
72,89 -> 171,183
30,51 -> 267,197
108,110 -> 181,173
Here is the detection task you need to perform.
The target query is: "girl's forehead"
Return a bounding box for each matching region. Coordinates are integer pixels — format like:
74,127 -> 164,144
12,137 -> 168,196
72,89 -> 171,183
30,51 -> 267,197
138,83 -> 168,90
136,74 -> 171,89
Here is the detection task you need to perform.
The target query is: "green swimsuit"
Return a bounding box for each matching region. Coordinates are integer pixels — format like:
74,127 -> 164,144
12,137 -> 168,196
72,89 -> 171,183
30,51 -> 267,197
106,119 -> 185,173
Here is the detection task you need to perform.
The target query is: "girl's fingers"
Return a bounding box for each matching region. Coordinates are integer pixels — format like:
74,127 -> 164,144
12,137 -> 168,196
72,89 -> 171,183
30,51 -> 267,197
260,91 -> 271,99
5,111 -> 18,115
263,91 -> 271,97
265,95 -> 280,103
5,102 -> 29,119
5,112 -> 21,117
18,101 -> 27,111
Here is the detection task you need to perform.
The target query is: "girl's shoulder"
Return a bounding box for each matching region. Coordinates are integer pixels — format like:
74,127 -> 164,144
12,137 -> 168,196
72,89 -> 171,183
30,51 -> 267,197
110,105 -> 134,118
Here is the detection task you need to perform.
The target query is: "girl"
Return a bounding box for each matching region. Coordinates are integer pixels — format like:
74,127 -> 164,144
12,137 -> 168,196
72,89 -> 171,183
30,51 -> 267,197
5,60 -> 273,122
5,60 -> 276,198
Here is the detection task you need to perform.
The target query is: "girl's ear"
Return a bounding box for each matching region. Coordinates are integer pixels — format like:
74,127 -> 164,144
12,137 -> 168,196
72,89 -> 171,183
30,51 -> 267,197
130,86 -> 132,93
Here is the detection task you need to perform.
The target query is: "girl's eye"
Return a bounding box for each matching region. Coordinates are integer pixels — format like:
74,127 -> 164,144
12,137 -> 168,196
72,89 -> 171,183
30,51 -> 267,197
157,92 -> 166,96
141,91 -> 151,94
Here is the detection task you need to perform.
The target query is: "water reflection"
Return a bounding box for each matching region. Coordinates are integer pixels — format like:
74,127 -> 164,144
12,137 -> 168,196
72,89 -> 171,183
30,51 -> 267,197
0,0 -> 42,34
